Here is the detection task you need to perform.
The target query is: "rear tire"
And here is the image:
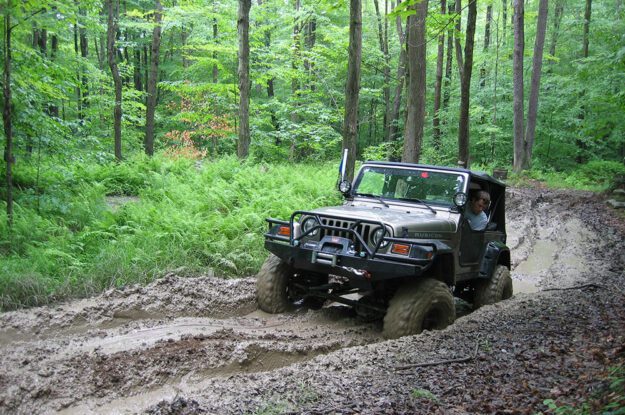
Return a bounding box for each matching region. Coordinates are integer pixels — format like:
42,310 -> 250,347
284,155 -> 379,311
473,265 -> 513,309
383,278 -> 455,339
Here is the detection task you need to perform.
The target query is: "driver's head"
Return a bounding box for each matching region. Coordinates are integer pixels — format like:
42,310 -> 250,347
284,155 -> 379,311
470,190 -> 491,214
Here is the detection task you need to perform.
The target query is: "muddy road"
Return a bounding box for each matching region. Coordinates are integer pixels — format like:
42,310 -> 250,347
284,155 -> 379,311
1,187 -> 624,414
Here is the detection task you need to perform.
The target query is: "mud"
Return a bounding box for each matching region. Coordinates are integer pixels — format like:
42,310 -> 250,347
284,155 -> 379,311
1,187 -> 624,414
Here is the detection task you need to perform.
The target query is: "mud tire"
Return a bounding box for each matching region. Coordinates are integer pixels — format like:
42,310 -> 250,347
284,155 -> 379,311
256,254 -> 294,313
473,265 -> 513,309
382,278 -> 455,339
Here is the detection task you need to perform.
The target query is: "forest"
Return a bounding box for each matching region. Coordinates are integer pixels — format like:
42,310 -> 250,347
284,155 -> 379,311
0,0 -> 624,310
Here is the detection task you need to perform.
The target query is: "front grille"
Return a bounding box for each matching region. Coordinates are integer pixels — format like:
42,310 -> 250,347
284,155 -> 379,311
320,218 -> 373,250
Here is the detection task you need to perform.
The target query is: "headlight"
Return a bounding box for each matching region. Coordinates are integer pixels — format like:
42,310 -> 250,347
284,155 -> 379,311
301,217 -> 319,236
371,227 -> 390,248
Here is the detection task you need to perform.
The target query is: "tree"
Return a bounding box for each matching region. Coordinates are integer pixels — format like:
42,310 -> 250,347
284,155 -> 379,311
432,0 -> 446,149
582,0 -> 592,58
387,1 -> 407,146
106,0 -> 123,161
237,0 -> 251,159
145,0 -> 163,157
457,0 -> 476,168
402,0 -> 429,163
523,0 -> 548,170
3,0 -> 14,227
342,0 -> 362,181
512,0 -> 524,173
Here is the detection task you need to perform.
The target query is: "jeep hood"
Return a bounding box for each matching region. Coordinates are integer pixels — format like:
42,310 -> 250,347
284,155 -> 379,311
309,204 -> 458,233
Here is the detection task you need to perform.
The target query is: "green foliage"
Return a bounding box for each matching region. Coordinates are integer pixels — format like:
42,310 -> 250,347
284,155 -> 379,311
0,155 -> 342,310
411,388 -> 440,404
541,363 -> 625,415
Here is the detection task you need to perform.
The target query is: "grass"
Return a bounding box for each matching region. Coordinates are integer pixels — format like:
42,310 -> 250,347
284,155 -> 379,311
0,154 -> 341,310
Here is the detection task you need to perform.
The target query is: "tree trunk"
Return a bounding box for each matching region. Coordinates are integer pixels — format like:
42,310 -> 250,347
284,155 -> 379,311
432,0 -> 446,149
145,0 -> 162,157
387,2 -> 406,146
549,0 -> 564,58
3,1 -> 14,227
523,0 -> 548,170
454,0 -> 464,80
212,8 -> 218,83
107,0 -> 123,161
443,0 -> 454,112
373,0 -> 390,141
457,0 -> 476,168
484,4 -> 492,51
342,0 -> 362,181
303,16 -> 317,91
290,0 -> 301,135
237,0 -> 252,159
512,0 -> 525,173
502,0 -> 508,41
582,0 -> 592,57
402,0 -> 428,163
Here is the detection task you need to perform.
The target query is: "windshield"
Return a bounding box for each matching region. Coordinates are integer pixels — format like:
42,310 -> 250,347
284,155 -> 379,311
353,166 -> 467,207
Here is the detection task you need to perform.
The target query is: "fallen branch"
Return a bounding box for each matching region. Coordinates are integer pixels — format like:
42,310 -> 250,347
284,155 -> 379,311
395,338 -> 480,371
541,283 -> 604,292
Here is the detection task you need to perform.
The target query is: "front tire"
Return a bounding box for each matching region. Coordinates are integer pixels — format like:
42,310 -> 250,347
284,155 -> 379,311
383,278 -> 455,339
473,265 -> 513,309
256,254 -> 293,313
256,255 -> 328,313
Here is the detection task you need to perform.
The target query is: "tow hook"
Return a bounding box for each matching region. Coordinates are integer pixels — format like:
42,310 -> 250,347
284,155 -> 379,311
340,266 -> 371,280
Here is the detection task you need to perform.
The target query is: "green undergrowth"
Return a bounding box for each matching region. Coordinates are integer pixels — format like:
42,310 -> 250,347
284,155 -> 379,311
0,154 -> 341,310
540,362 -> 625,415
504,160 -> 625,192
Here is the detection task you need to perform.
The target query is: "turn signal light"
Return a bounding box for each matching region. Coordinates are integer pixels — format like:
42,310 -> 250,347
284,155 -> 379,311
278,226 -> 291,237
391,243 -> 410,255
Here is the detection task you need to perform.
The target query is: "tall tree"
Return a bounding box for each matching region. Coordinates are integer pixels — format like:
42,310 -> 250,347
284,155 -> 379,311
373,0 -> 390,140
512,0 -> 525,172
457,0 -> 476,168
144,0 -> 163,156
237,0 -> 252,158
106,0 -> 123,161
402,0 -> 428,163
432,0 -> 446,149
342,0 -> 362,181
522,0 -> 548,170
387,1 -> 407,145
3,0 -> 14,227
548,0 -> 564,58
582,0 -> 592,57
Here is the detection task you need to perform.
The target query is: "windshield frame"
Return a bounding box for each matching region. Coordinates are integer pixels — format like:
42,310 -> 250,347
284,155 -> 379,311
352,164 -> 469,209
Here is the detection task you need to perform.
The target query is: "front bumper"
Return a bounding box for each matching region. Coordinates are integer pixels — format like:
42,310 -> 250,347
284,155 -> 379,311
264,212 -> 438,285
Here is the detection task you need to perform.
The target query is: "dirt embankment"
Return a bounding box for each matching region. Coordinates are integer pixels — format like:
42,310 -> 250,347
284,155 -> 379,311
1,187 -> 624,414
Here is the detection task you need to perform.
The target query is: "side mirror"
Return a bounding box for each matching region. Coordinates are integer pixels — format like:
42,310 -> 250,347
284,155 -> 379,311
338,180 -> 352,196
453,192 -> 468,207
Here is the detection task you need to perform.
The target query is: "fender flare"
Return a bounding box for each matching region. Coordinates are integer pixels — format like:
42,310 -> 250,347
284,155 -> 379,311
478,241 -> 510,279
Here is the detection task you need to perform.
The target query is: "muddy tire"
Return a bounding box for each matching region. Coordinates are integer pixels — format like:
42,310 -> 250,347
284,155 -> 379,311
256,254 -> 294,313
473,265 -> 513,309
382,278 -> 455,339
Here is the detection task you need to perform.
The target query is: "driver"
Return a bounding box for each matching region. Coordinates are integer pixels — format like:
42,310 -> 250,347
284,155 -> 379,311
465,190 -> 490,231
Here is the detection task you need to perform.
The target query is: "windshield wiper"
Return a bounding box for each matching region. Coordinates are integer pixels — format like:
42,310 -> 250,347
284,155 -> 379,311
396,197 -> 437,215
355,193 -> 390,208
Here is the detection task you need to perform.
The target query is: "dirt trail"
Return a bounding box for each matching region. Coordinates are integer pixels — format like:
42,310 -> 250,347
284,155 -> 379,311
1,187 -> 624,414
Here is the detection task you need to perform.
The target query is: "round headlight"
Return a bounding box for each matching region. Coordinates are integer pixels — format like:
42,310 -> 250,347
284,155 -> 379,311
371,227 -> 390,248
301,217 -> 319,236
338,180 -> 352,194
454,192 -> 468,207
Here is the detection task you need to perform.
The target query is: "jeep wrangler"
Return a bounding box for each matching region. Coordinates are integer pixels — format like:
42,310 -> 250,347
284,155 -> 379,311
256,161 -> 512,338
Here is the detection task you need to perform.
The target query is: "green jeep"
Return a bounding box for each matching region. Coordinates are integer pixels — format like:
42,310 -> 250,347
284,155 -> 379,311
257,161 -> 512,338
